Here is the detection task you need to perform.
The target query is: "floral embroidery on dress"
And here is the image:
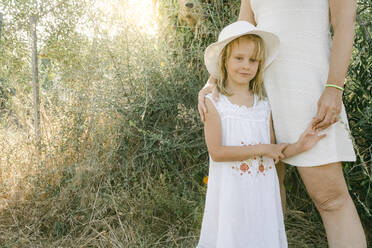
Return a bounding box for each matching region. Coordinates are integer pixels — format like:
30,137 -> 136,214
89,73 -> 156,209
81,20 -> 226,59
232,160 -> 253,175
256,159 -> 273,176
232,141 -> 273,176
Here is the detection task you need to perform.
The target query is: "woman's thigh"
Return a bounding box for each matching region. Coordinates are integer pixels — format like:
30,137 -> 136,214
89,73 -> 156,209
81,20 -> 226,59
296,162 -> 350,211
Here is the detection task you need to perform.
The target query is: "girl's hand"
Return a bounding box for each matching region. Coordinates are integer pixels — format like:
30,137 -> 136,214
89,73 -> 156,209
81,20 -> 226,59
312,87 -> 343,131
263,143 -> 289,164
198,76 -> 219,123
297,125 -> 327,152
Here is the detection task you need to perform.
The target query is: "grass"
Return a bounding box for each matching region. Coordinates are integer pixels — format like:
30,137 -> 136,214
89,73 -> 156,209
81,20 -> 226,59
0,0 -> 370,247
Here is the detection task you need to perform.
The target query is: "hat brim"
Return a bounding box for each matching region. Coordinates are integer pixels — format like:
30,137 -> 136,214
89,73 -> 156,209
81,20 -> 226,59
204,30 -> 280,80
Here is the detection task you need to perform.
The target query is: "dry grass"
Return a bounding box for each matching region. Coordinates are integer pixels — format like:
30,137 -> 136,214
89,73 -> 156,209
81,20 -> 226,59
0,0 -> 370,247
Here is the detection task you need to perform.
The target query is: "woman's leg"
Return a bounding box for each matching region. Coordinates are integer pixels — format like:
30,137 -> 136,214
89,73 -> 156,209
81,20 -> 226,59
276,161 -> 287,216
297,162 -> 366,248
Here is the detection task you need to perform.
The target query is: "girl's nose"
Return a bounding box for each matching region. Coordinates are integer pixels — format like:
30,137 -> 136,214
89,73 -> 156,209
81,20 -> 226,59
242,60 -> 251,69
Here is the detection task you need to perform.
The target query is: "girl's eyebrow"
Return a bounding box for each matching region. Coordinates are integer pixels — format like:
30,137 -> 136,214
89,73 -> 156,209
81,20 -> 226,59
232,53 -> 247,56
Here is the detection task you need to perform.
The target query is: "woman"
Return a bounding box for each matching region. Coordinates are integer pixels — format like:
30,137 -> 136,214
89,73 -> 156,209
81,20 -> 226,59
197,0 -> 367,247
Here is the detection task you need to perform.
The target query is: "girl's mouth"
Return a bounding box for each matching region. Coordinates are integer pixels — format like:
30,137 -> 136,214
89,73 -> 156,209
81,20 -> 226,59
239,73 -> 250,77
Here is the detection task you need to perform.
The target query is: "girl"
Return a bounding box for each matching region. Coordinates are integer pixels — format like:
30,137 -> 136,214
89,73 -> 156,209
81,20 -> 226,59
199,1 -> 366,247
197,21 -> 325,248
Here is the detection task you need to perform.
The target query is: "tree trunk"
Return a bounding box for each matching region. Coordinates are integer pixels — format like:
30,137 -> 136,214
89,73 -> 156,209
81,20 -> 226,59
30,15 -> 40,140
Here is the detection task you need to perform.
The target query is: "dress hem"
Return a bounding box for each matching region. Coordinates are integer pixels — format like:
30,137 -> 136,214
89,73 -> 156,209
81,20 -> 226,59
283,156 -> 356,167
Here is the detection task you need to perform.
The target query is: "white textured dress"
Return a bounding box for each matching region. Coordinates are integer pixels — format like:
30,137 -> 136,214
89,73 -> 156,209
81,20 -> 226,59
197,93 -> 287,248
251,0 -> 356,166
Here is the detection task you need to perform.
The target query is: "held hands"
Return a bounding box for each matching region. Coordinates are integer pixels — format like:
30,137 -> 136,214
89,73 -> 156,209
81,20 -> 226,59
263,126 -> 326,164
312,87 -> 343,130
198,76 -> 219,123
297,125 -> 327,152
263,143 -> 289,164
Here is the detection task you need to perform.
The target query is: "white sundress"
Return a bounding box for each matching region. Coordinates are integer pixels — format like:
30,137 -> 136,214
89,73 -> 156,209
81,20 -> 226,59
197,93 -> 287,248
250,0 -> 356,166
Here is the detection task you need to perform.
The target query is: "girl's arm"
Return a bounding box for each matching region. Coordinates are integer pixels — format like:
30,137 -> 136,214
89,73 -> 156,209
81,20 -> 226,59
281,142 -> 305,158
269,114 -> 326,158
204,98 -> 287,163
312,0 -> 357,130
238,0 -> 256,25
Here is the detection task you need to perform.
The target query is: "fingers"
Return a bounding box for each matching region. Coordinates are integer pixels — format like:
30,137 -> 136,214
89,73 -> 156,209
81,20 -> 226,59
275,152 -> 285,164
306,129 -> 315,136
275,144 -> 288,163
197,98 -> 207,118
198,88 -> 208,113
332,115 -> 339,124
315,111 -> 337,130
202,82 -> 214,92
197,87 -> 208,122
306,124 -> 316,132
207,75 -> 217,85
197,103 -> 205,123
212,86 -> 219,101
197,79 -> 220,123
279,143 -> 289,151
312,106 -> 326,128
274,157 -> 279,164
316,113 -> 339,130
313,101 -> 341,130
299,125 -> 314,140
317,133 -> 327,140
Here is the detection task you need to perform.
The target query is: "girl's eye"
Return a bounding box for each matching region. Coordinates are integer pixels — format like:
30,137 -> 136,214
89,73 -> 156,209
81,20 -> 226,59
250,58 -> 257,62
235,57 -> 243,60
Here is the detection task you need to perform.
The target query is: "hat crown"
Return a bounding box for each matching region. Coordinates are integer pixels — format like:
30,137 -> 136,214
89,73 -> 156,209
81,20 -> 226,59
218,21 -> 256,42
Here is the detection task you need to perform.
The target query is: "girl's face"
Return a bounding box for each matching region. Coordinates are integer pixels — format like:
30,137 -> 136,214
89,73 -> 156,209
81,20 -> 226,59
225,39 -> 259,88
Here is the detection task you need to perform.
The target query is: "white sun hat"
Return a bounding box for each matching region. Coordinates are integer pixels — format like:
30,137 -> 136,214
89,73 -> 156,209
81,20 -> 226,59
204,21 -> 280,79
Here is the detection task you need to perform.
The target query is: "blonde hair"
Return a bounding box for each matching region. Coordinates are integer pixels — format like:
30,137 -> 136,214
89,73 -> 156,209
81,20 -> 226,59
217,34 -> 266,99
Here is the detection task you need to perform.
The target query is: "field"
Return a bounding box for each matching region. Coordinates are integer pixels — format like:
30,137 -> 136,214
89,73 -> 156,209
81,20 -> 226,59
0,0 -> 371,247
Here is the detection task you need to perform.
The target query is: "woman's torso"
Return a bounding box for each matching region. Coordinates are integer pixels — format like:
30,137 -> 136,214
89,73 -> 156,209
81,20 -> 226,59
250,0 -> 331,68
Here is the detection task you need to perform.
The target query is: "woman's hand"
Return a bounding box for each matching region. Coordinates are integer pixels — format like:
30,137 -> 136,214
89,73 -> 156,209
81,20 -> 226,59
297,125 -> 327,152
311,87 -> 343,131
263,143 -> 289,164
198,76 -> 219,123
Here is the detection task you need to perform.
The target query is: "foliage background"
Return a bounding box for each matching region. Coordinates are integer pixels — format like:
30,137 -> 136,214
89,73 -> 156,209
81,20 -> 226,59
0,0 -> 370,247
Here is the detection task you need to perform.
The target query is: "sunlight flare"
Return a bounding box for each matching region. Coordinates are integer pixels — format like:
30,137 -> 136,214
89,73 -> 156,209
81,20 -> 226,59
79,0 -> 159,39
